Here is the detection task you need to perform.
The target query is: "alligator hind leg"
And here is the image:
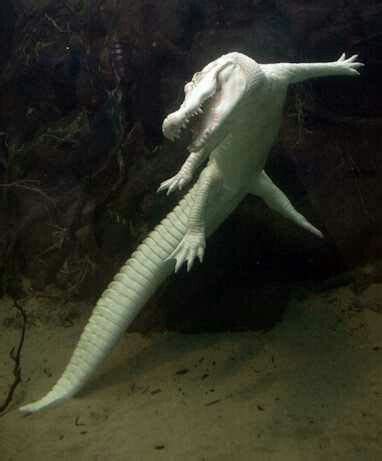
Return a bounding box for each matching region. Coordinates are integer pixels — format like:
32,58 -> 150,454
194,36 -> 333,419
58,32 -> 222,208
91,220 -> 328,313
250,171 -> 323,238
169,162 -> 223,272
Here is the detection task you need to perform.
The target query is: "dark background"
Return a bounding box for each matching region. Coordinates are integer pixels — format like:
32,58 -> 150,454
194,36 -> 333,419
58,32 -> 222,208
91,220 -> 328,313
0,0 -> 381,331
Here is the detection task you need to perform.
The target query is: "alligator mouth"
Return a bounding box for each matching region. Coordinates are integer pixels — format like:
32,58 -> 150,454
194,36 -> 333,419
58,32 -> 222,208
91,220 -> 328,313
162,57 -> 242,149
162,91 -> 216,143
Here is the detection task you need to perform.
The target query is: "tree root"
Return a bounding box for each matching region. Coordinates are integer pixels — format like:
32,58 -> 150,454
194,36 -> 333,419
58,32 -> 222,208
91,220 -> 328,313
0,299 -> 27,416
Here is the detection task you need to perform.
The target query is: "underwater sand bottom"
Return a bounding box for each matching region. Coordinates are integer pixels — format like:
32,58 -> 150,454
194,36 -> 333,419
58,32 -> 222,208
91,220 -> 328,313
1,286 -> 382,460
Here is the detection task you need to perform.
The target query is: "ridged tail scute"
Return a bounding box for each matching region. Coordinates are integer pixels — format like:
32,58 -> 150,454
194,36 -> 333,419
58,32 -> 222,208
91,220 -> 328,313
19,187 -> 195,414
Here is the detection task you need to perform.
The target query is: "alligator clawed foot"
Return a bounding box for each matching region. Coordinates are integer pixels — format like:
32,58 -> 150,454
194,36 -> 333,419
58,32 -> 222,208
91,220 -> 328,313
168,231 -> 206,272
336,53 -> 364,76
157,171 -> 193,195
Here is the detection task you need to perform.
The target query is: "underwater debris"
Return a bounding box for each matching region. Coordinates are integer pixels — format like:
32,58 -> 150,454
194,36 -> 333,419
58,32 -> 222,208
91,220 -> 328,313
0,299 -> 27,416
109,39 -> 126,85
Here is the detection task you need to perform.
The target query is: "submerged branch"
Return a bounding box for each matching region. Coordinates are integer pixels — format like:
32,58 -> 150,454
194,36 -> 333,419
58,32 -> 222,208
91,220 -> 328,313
0,299 -> 27,416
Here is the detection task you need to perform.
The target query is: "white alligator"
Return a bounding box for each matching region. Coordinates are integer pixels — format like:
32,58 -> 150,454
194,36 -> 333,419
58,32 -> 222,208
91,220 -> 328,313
20,52 -> 363,413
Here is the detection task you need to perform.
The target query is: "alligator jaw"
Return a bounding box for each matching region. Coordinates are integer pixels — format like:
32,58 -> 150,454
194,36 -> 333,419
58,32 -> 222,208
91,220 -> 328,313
162,57 -> 244,150
162,72 -> 217,144
162,104 -> 206,142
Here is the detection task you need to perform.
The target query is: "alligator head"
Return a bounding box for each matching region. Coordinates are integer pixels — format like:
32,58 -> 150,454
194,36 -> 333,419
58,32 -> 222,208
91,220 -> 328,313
162,52 -> 265,151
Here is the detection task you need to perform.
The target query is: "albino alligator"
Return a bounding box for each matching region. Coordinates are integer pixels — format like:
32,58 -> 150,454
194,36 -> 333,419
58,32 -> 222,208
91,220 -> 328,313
20,52 -> 363,413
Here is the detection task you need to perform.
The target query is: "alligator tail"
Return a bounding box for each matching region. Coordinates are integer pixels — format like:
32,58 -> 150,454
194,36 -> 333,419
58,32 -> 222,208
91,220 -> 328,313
19,184 -> 199,414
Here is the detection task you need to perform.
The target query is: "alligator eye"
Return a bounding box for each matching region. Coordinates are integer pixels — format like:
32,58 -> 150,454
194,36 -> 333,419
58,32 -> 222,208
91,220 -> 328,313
184,82 -> 193,93
192,72 -> 201,84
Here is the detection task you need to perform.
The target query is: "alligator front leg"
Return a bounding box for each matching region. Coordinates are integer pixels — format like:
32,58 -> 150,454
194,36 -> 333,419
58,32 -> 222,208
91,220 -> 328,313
251,171 -> 323,238
169,162 -> 223,272
158,148 -> 207,195
269,53 -> 364,84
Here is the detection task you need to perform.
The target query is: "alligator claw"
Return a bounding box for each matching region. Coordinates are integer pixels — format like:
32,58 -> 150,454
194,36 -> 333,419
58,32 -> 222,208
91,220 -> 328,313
157,171 -> 192,195
168,231 -> 206,272
336,53 -> 364,76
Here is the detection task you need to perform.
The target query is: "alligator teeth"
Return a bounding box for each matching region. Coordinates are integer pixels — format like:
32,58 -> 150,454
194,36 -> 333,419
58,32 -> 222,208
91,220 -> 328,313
168,104 -> 207,142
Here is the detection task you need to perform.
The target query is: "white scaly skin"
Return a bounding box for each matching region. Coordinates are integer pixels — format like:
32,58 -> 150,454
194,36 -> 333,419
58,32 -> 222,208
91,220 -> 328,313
19,52 -> 363,414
